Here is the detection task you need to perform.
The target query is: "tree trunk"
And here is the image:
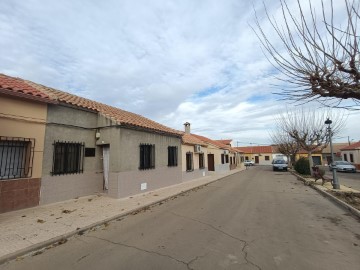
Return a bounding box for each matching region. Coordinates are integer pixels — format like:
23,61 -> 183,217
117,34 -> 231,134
287,155 -> 291,168
308,152 -> 314,175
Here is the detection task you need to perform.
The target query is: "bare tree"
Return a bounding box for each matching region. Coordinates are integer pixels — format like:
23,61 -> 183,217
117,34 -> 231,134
253,0 -> 360,109
275,108 -> 345,173
270,131 -> 300,168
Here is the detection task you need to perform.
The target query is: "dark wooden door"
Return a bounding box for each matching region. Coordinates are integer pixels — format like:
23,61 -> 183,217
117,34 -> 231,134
208,154 -> 215,171
255,156 -> 259,164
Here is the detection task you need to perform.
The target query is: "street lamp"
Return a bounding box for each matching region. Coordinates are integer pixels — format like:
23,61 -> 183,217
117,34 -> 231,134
325,118 -> 340,189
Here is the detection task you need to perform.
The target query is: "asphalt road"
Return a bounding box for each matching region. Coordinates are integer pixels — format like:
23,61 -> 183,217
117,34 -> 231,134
2,166 -> 360,270
320,166 -> 360,190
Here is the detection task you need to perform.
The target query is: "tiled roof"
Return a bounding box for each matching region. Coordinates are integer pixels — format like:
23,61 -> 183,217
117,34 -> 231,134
182,133 -> 208,146
341,141 -> 360,151
215,139 -> 232,145
192,134 -> 231,150
322,143 -> 349,153
235,145 -> 273,154
0,74 -> 55,103
0,74 -> 181,136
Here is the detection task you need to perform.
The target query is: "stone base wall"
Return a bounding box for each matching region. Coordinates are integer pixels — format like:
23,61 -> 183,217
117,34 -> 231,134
0,178 -> 40,213
108,166 -> 182,199
40,173 -> 103,205
182,169 -> 207,182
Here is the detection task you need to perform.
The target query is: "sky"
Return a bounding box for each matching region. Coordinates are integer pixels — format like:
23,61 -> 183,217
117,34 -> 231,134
0,0 -> 359,146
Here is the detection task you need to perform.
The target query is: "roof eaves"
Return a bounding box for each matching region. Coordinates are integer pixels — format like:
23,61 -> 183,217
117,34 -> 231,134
0,88 -> 58,104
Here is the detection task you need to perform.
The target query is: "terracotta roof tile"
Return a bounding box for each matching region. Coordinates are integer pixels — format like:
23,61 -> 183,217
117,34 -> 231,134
1,74 -> 181,136
215,139 -> 232,145
341,141 -> 360,151
182,133 -> 208,146
0,74 -> 54,103
192,134 -> 231,150
235,146 -> 273,153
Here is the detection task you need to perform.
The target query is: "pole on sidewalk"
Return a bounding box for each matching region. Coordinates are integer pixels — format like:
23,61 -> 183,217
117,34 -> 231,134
325,118 -> 340,189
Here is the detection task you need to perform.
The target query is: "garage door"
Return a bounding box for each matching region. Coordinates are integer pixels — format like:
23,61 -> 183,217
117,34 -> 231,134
312,156 -> 321,166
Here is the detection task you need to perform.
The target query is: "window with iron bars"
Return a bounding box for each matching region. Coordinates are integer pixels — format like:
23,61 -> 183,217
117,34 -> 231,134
199,153 -> 205,169
51,141 -> 85,175
168,146 -> 178,167
139,144 -> 155,170
186,152 -> 193,172
0,137 -> 35,180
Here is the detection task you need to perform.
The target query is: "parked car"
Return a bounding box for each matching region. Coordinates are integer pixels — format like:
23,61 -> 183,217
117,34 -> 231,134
244,160 -> 255,166
329,161 -> 356,173
272,159 -> 288,171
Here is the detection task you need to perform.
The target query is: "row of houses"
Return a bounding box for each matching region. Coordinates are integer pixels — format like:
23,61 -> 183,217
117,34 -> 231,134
0,74 -> 245,213
236,144 -> 360,168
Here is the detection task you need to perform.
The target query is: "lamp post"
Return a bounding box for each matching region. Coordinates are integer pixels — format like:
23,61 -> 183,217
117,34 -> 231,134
325,118 -> 340,189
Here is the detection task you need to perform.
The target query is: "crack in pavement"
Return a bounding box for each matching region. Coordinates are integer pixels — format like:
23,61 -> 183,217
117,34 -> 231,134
170,212 -> 262,270
85,235 -> 202,270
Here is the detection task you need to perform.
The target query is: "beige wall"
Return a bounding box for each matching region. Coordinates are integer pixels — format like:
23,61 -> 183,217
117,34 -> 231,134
0,95 -> 47,178
342,150 -> 360,164
40,104 -> 103,204
181,144 -> 208,182
181,144 -> 208,172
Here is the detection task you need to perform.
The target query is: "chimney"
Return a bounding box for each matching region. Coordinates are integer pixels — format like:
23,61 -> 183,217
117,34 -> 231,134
184,122 -> 191,134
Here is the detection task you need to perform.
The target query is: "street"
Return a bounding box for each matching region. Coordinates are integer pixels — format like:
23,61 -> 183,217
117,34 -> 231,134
321,167 -> 360,191
1,166 -> 360,270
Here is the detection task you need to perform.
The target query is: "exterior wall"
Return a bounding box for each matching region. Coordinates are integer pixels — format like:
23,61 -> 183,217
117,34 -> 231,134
181,144 -> 208,181
296,153 -> 323,165
205,146 -> 230,172
107,128 -> 182,199
0,95 -> 47,212
341,150 -> 360,169
40,104 -> 103,205
244,153 -> 274,165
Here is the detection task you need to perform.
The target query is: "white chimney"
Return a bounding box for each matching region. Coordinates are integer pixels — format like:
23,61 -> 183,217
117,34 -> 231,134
184,122 -> 191,134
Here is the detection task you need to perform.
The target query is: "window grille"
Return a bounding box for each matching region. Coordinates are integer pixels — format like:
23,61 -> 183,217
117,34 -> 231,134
168,146 -> 178,167
0,137 -> 35,180
139,144 -> 155,170
51,141 -> 84,175
199,153 -> 205,169
186,152 -> 193,172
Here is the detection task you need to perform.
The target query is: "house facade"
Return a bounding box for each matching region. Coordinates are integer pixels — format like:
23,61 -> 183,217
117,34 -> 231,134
1,74 -> 183,209
192,134 -> 231,172
321,143 -> 348,165
340,142 -> 360,170
0,75 -> 55,213
31,82 -> 183,204
181,123 -> 209,181
235,146 -> 274,165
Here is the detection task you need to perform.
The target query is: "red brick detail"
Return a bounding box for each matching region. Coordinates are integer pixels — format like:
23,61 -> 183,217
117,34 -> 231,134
0,178 -> 40,213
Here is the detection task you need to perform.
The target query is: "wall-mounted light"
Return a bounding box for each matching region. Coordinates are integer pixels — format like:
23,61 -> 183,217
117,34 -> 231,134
95,130 -> 101,140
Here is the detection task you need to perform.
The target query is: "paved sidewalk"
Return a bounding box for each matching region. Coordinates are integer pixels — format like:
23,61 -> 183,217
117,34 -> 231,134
0,168 -> 244,264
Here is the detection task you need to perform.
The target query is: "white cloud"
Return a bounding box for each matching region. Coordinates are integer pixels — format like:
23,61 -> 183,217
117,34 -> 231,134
0,0 -> 358,146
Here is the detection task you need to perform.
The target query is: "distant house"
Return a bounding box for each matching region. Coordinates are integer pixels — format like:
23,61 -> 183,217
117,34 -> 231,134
192,134 -> 232,172
322,143 -> 348,165
340,142 -> 360,170
235,146 -> 273,165
296,149 -> 323,166
1,74 -> 183,209
0,74 -> 56,213
181,122 -> 208,181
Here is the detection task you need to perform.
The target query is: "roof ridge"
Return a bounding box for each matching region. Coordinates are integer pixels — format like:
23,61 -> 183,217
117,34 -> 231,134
1,74 -> 181,136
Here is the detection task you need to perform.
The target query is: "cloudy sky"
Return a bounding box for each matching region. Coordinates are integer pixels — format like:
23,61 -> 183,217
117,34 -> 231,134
0,0 -> 359,146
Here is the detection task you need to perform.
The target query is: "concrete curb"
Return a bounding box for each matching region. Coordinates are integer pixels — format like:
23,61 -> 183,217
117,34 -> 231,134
0,169 -> 242,265
290,171 -> 360,220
